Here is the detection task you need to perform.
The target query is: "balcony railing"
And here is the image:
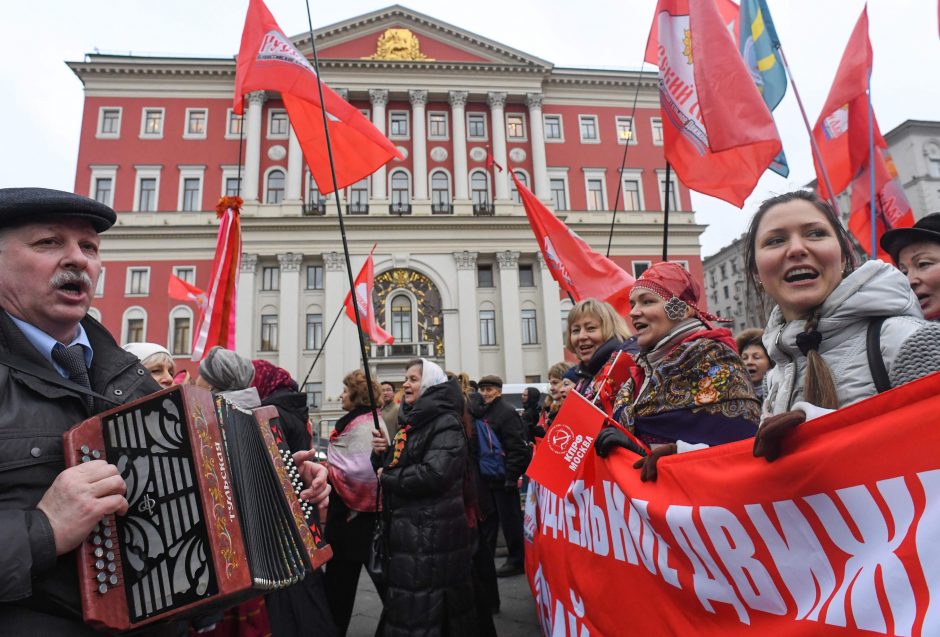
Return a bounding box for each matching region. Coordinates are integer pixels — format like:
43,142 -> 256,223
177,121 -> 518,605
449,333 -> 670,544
472,203 -> 495,216
347,202 -> 369,215
389,203 -> 412,215
371,341 -> 434,358
431,202 -> 453,215
302,201 -> 326,216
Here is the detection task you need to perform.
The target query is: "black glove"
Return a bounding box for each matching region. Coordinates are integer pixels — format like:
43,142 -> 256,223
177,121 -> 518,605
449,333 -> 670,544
594,426 -> 647,458
752,410 -> 807,462
533,425 -> 546,439
632,443 -> 677,482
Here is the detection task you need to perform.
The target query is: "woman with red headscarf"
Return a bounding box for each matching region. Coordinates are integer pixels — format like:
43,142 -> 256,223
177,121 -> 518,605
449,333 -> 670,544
594,262 -> 760,481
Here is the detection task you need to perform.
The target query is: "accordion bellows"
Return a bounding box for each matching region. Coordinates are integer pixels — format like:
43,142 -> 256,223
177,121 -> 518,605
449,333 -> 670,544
63,385 -> 332,632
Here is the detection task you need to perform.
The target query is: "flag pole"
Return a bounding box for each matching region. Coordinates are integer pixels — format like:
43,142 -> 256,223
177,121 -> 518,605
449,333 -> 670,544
662,162 -> 672,262
302,2 -> 383,432
606,62 -> 647,257
775,43 -> 842,216
300,305 -> 345,389
867,70 -> 876,260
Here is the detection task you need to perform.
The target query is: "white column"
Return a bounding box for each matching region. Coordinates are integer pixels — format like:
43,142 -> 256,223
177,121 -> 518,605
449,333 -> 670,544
369,89 -> 389,200
409,89 -> 428,201
243,92 -> 266,202
277,252 -> 303,378
496,250 -> 522,381
286,127 -> 303,202
453,251 -> 479,379
235,253 -> 258,356
526,93 -> 551,201
449,91 -> 469,201
488,92 -> 510,201
322,251 -> 347,407
536,252 -> 564,366
442,309 -> 460,372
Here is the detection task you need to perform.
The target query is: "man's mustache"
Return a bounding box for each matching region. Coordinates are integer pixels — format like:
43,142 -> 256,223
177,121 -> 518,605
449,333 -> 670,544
50,270 -> 95,294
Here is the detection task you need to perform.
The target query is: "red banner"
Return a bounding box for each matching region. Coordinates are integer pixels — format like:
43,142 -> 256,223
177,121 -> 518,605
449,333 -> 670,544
525,372 -> 940,636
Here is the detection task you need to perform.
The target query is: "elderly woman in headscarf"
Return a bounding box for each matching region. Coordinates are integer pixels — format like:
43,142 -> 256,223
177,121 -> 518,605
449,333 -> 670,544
594,262 -> 761,481
371,358 -> 476,636
123,342 -> 175,388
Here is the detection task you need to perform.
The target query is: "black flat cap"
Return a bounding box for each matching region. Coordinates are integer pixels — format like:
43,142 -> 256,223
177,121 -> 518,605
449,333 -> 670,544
880,212 -> 940,263
0,187 -> 116,232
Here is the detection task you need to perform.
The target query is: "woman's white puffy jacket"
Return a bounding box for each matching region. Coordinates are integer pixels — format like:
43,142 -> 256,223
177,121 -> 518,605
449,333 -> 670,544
762,260 -> 926,416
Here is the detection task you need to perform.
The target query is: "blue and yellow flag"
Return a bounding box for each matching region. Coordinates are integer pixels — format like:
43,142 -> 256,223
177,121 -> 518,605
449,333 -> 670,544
739,0 -> 789,177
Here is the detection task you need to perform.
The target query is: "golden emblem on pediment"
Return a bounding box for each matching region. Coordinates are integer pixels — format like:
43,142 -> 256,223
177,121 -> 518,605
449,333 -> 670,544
363,28 -> 433,61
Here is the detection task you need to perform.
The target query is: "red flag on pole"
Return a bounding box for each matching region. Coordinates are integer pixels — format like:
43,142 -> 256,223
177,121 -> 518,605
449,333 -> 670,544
811,6 -> 885,200
168,275 -> 207,313
234,0 -> 402,194
644,0 -> 782,207
847,147 -> 915,260
192,198 -> 242,360
511,171 -> 635,316
343,249 -> 393,346
485,147 -> 503,173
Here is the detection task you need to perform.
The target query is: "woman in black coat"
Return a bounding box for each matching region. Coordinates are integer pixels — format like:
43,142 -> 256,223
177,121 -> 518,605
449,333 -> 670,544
374,358 -> 476,636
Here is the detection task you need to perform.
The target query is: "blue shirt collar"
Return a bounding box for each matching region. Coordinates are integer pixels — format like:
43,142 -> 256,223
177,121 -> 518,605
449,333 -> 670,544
6,312 -> 94,379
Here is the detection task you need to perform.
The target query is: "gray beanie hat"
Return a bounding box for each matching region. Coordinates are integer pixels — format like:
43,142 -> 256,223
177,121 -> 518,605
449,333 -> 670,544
199,346 -> 255,391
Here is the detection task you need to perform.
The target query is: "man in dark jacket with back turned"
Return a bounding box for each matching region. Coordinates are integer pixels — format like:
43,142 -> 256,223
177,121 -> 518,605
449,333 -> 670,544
472,375 -> 531,578
0,188 -> 165,635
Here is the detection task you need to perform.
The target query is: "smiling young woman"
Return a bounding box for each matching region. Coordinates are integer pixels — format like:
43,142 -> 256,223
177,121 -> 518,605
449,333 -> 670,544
564,298 -> 636,405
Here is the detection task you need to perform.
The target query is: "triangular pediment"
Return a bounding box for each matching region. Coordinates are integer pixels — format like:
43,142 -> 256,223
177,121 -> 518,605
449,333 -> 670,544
291,5 -> 552,69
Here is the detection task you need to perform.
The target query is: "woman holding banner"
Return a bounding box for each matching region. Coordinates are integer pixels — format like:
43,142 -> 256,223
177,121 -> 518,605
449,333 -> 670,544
593,262 -> 760,480
743,191 -> 940,461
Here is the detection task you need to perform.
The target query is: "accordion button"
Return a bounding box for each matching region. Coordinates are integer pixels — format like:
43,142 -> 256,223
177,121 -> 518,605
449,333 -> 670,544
92,535 -> 102,546
108,563 -> 117,573
81,445 -> 90,454
104,539 -> 113,549
110,574 -> 119,585
92,450 -> 102,459
106,551 -> 114,561
103,527 -> 112,538
96,559 -> 105,570
97,572 -> 107,583
98,583 -> 108,594
81,456 -> 90,463
94,548 -> 104,558
30,447 -> 41,458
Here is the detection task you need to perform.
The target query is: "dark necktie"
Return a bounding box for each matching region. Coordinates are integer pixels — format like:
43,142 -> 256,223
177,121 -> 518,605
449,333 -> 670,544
52,344 -> 95,413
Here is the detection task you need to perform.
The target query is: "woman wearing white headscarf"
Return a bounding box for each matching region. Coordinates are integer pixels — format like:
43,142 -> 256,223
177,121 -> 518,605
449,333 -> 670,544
374,358 -> 476,636
123,342 -> 175,388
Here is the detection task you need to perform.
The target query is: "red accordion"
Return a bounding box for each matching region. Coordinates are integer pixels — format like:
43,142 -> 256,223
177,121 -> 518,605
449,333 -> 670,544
63,385 -> 332,632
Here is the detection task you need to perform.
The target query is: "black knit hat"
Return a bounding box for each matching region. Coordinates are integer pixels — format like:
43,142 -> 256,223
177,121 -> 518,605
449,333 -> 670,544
0,188 -> 116,232
880,212 -> 940,263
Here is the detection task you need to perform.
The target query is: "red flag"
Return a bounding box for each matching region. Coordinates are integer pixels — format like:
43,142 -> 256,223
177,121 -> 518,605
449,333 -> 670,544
485,147 -> 503,173
192,198 -> 242,360
811,7 -> 885,199
644,0 -> 782,207
234,0 -> 402,194
343,249 -> 393,346
168,275 -> 207,313
847,147 -> 915,260
511,171 -> 634,316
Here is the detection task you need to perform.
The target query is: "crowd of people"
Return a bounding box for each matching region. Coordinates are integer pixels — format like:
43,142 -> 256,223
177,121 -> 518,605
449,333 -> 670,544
2,185 -> 939,636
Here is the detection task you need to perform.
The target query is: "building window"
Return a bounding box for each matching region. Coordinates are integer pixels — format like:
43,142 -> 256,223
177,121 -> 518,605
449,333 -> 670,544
477,265 -> 494,288
479,310 -> 497,346
226,109 -> 243,138
95,267 -> 106,297
173,266 -> 195,284
348,178 -> 369,213
266,169 -> 286,204
306,265 -> 323,290
126,268 -> 150,295
521,309 -> 538,345
511,171 -> 528,203
141,108 -> 164,138
390,171 -> 410,210
390,295 -> 413,342
550,178 -> 568,211
543,114 -> 562,141
126,317 -> 144,343
586,177 -> 606,211
184,108 -> 208,138
93,178 -> 113,206
660,176 -> 678,210
506,113 -> 526,140
622,179 -> 641,211
579,115 -> 599,142
723,285 -> 730,300
616,116 -> 635,144
651,117 -> 664,145
225,176 -> 241,197
633,261 -> 651,278
137,177 -> 157,211
389,111 -> 409,138
305,313 -> 323,350
260,314 -> 279,351
268,109 -> 289,138
169,308 -> 193,356
519,264 -> 535,288
929,157 -> 940,178
467,113 -> 486,139
181,177 -> 201,211
431,171 -> 451,212
305,382 -> 323,409
470,172 -> 490,207
98,107 -> 122,138
428,112 -> 448,139
261,266 -> 280,291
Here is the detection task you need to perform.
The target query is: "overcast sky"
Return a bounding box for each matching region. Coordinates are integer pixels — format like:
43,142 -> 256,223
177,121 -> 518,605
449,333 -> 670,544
1,0 -> 937,256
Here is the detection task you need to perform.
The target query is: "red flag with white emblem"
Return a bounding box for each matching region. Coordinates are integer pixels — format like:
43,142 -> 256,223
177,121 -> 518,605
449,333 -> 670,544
343,248 -> 393,346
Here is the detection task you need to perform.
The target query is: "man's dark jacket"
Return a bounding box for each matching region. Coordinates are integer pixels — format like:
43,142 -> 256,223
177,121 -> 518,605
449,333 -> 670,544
0,311 -> 160,635
469,392 -> 530,485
